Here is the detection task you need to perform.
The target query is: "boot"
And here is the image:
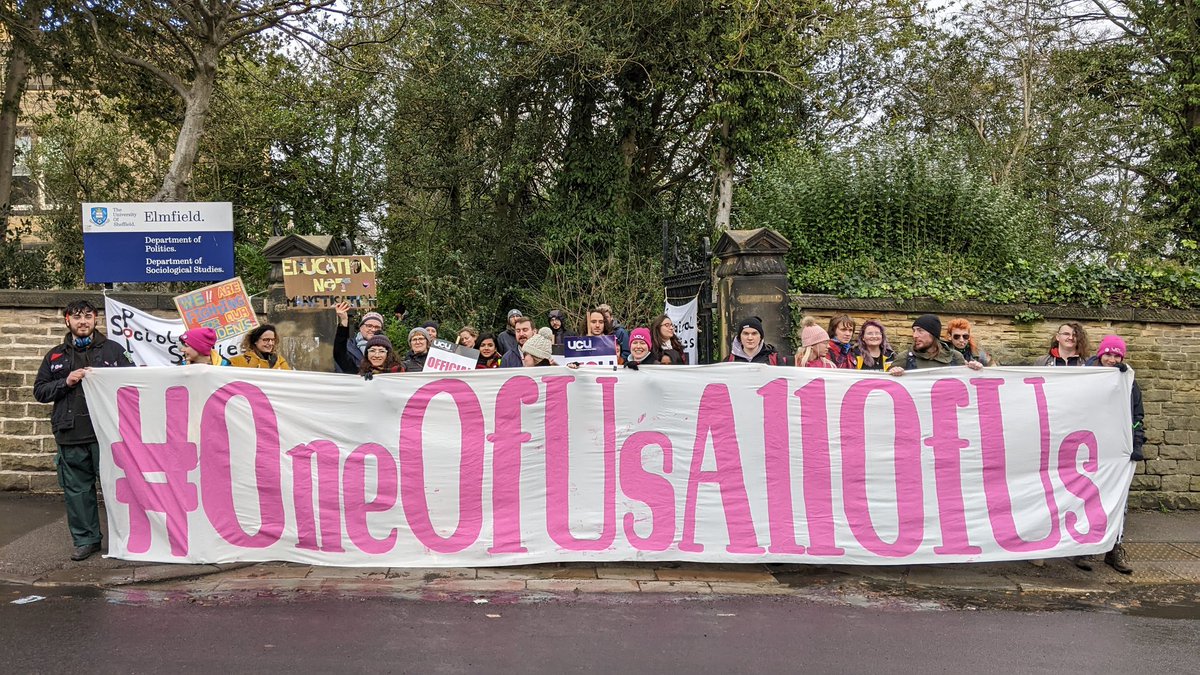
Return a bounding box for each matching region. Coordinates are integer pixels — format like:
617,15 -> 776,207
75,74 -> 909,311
1072,556 -> 1093,571
1105,544 -> 1133,574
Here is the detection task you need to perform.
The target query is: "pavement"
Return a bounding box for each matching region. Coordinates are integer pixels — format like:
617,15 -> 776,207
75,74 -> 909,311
2,492 -> 1198,599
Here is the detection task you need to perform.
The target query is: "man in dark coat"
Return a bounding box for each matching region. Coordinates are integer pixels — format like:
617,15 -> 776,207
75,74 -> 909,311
33,299 -> 135,561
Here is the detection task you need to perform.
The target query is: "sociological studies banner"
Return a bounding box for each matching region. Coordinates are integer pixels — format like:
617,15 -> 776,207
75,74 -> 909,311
83,364 -> 1137,567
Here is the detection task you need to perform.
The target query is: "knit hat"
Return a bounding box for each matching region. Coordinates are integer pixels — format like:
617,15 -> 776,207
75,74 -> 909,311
736,316 -> 765,341
522,328 -> 554,362
365,334 -> 393,352
421,320 -> 439,330
912,314 -> 941,338
507,308 -> 522,320
800,319 -> 830,348
179,328 -> 217,357
630,327 -> 652,347
359,311 -> 385,328
407,327 -> 431,344
1096,335 -> 1127,358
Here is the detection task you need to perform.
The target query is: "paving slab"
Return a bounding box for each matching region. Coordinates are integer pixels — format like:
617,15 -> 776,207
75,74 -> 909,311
386,567 -> 476,580
905,566 -> 1019,591
708,582 -> 792,596
596,566 -> 658,581
133,564 -> 222,583
304,566 -> 390,579
424,578 -> 526,593
476,566 -> 597,580
1125,542 -> 1200,562
525,579 -> 641,593
655,568 -> 775,583
638,580 -> 713,594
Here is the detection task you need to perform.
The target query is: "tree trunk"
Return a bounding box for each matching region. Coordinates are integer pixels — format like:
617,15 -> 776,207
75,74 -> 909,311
714,118 -> 734,231
0,34 -> 33,238
152,55 -> 217,202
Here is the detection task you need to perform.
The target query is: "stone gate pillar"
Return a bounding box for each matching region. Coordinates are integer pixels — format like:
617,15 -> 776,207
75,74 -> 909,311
261,234 -> 352,371
713,228 -> 792,360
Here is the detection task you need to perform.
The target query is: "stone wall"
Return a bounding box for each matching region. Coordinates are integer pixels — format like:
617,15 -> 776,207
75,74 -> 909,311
0,290 -> 267,492
793,294 -> 1200,510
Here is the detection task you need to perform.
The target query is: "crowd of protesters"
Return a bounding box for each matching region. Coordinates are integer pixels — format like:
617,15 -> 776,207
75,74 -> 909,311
34,299 -> 1142,574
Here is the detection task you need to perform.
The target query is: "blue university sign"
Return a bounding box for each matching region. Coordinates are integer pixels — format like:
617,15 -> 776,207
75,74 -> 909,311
81,202 -> 235,283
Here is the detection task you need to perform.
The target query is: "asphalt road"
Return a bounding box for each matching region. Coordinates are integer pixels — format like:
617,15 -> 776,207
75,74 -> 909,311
2,584 -> 1197,674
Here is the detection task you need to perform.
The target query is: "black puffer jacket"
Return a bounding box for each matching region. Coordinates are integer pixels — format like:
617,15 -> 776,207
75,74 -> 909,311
34,331 -> 135,445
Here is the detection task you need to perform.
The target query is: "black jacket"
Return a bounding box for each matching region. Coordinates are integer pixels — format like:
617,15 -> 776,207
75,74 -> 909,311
34,331 -> 134,445
726,343 -> 791,366
496,329 -> 520,359
332,323 -> 359,374
402,350 -> 427,372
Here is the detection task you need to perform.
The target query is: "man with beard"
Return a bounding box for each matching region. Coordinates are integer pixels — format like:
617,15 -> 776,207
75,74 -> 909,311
889,314 -> 983,376
34,299 -> 135,561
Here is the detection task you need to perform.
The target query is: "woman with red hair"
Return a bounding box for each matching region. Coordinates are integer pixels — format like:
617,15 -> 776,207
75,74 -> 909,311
945,318 -> 994,367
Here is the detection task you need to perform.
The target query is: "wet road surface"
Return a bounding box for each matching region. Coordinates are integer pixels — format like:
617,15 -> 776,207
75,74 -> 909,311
2,583 -> 1197,673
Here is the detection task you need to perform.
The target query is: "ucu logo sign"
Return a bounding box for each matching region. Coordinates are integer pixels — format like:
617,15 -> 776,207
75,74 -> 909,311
565,339 -> 596,351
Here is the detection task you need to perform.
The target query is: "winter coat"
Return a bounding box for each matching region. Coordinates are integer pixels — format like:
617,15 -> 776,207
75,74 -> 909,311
496,329 -> 521,359
477,353 -> 501,369
499,347 -> 523,368
802,357 -> 837,368
726,342 -> 791,366
332,323 -> 359,374
828,340 -> 857,369
1035,348 -> 1084,367
897,342 -> 966,370
402,350 -> 428,372
228,349 -> 292,370
333,324 -> 365,373
612,324 -> 631,361
653,346 -> 687,365
854,348 -> 896,371
955,345 -> 994,367
34,331 -> 135,445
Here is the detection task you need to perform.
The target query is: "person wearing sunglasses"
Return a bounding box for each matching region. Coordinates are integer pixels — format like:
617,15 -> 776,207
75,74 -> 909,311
945,318 -> 994,367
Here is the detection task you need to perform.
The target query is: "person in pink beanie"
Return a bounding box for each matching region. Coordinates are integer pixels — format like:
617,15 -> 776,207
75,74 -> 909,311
796,317 -> 836,368
624,327 -> 655,368
179,327 -> 218,365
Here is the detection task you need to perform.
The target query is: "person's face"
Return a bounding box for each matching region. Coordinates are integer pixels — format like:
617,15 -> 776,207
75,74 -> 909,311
425,327 -> 438,339
834,323 -> 854,343
359,320 -> 382,339
181,343 -> 202,364
410,334 -> 428,354
458,331 -> 476,349
479,338 -> 496,357
1056,325 -> 1076,349
631,340 -> 650,359
659,320 -> 675,339
366,345 -> 388,367
64,308 -> 96,338
508,315 -> 519,328
550,316 -> 562,330
740,327 -> 762,352
912,326 -> 934,350
1100,352 -> 1123,367
255,331 -> 277,354
587,312 -> 606,336
950,327 -> 970,348
522,353 -> 538,367
514,321 -> 534,345
813,341 -> 829,357
862,325 -> 883,347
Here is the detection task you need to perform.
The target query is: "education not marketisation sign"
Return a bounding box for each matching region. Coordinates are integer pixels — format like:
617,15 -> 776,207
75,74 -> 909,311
82,202 -> 234,283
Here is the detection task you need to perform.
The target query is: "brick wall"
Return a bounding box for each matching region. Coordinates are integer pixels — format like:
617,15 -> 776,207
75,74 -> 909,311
794,294 -> 1200,510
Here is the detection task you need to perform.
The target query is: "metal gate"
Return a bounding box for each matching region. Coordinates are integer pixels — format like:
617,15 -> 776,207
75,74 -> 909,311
663,234 -> 716,364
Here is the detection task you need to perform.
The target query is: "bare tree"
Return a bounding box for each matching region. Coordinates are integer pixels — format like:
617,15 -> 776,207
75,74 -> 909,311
81,0 -> 338,202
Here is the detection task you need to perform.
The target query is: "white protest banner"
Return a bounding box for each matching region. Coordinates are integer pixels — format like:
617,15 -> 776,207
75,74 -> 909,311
561,335 -> 618,367
426,339 -> 479,372
105,296 -> 241,366
665,297 -> 699,364
85,364 -> 1137,567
